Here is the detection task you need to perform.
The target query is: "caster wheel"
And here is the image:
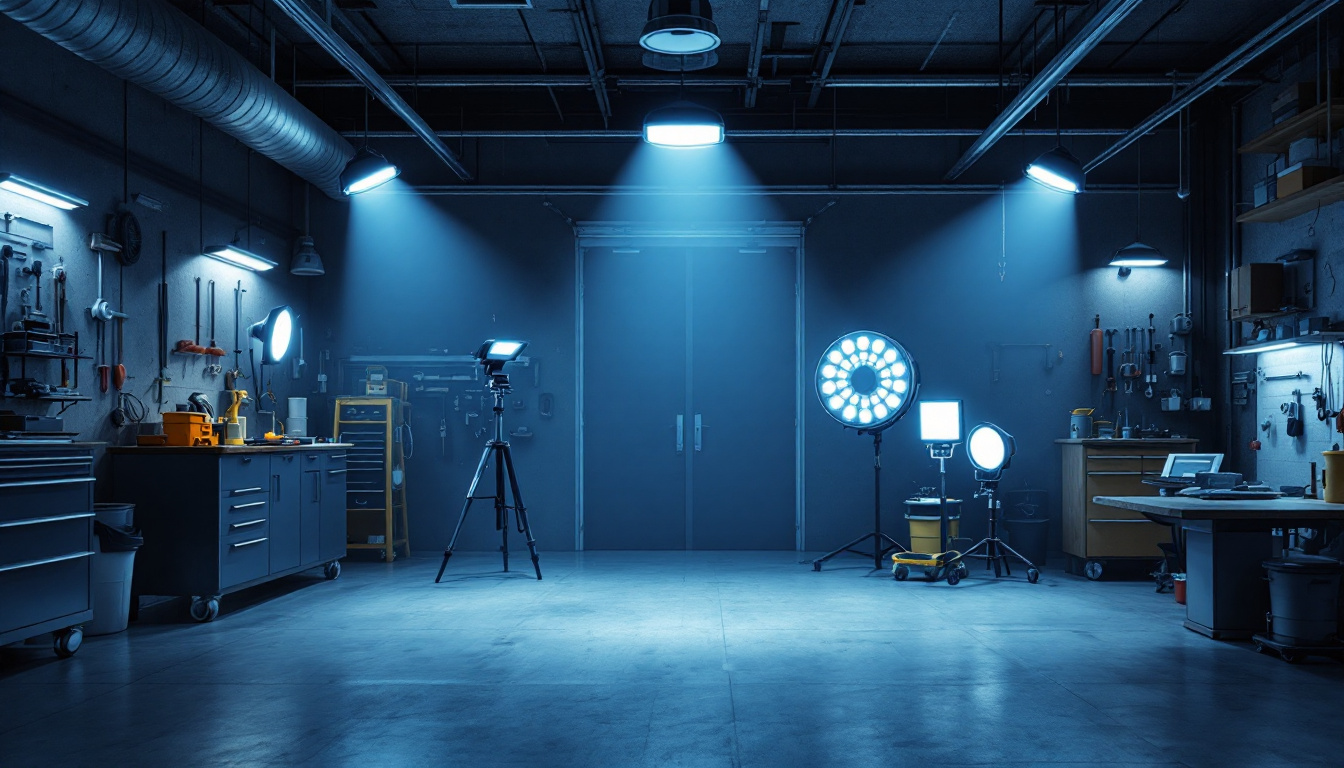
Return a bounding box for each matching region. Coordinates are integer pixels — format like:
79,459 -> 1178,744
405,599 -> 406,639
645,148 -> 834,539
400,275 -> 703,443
1254,642 -> 1267,655
947,571 -> 961,586
812,562 -> 822,572
924,567 -> 939,581
1027,568 -> 1040,584
1083,560 -> 1104,581
379,549 -> 388,561
957,562 -> 969,578
324,561 -> 342,580
1281,651 -> 1303,664
53,627 -> 83,658
894,565 -> 910,581
189,597 -> 220,623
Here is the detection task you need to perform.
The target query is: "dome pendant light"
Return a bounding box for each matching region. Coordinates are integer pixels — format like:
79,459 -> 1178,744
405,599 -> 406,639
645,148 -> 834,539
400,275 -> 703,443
1025,82 -> 1084,194
643,101 -> 724,148
1110,136 -> 1166,275
290,185 -> 326,276
640,0 -> 720,55
341,91 -> 401,196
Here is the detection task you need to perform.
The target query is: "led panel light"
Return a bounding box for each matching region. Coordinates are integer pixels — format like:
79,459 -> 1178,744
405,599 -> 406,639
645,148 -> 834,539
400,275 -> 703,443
1024,146 -> 1085,194
640,0 -> 720,55
967,422 -> 1016,475
643,102 -> 724,148
815,331 -> 918,431
0,172 -> 88,210
481,340 -> 526,361
340,146 -> 401,195
919,400 -> 963,444
203,245 -> 278,272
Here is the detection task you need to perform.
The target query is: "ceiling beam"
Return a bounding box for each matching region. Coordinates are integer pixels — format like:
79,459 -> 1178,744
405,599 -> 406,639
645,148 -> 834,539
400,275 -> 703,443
745,0 -> 771,108
269,0 -> 472,180
320,0 -> 394,72
944,0 -> 1146,181
567,0 -> 611,127
806,0 -> 859,109
294,73 -> 1257,89
347,127 -> 1148,140
1085,0 -> 1340,173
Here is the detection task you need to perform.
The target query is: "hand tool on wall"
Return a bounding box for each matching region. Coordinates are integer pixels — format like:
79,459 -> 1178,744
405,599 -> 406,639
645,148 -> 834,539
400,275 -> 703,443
1145,314 -> 1157,398
205,280 -> 225,356
89,233 -> 128,323
1104,329 -> 1117,392
96,322 -> 109,393
52,259 -> 66,334
113,315 -> 126,391
1090,315 -> 1103,375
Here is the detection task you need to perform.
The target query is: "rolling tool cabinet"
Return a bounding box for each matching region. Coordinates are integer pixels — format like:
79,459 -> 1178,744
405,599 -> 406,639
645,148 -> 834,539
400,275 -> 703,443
1058,438 -> 1198,580
334,397 -> 410,562
0,442 -> 101,657
109,444 -> 348,621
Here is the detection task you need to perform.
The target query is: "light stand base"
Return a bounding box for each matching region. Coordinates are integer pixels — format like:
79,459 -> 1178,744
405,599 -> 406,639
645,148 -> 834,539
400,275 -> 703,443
811,430 -> 908,572
953,486 -> 1040,583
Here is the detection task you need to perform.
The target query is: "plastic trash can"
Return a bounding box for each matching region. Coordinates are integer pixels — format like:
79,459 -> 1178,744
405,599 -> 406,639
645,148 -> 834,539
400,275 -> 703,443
89,515 -> 143,636
1003,517 -> 1049,567
1263,556 -> 1343,644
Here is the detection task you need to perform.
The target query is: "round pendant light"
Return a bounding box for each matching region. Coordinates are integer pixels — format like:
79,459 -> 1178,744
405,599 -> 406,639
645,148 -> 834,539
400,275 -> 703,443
815,331 -> 919,431
1024,146 -> 1085,194
640,0 -> 720,55
340,146 -> 400,196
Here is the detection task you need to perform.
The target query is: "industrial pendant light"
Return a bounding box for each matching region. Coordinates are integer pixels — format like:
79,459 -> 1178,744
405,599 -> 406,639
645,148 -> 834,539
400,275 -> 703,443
1110,137 -> 1166,274
1025,80 -> 1084,194
341,92 -> 400,196
290,185 -> 325,276
643,101 -> 724,148
640,0 -> 720,55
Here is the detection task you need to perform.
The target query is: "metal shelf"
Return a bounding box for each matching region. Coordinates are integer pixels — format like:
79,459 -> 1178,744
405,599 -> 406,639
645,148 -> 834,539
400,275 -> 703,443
1240,101 -> 1344,154
1237,174 -> 1344,223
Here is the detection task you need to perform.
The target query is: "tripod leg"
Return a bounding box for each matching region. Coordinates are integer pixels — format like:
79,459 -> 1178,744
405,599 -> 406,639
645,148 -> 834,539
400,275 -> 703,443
495,446 -> 509,572
435,442 -> 494,583
995,540 -> 1037,570
501,445 -> 542,580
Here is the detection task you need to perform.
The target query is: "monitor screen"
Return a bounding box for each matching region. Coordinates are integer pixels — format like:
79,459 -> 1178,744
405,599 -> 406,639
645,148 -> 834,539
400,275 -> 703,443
1161,453 -> 1223,478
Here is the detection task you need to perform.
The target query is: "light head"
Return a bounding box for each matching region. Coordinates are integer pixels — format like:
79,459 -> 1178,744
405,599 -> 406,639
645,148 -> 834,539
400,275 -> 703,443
815,331 -> 918,433
248,306 -> 294,365
919,400 -> 963,459
967,422 -> 1016,482
475,339 -> 527,386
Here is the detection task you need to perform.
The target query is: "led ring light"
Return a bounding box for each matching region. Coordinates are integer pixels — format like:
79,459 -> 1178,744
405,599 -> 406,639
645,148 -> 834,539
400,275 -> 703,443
816,331 -> 919,431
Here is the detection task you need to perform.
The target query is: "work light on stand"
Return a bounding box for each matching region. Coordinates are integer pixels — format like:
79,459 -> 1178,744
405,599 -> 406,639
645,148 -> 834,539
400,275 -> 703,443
952,422 -> 1040,584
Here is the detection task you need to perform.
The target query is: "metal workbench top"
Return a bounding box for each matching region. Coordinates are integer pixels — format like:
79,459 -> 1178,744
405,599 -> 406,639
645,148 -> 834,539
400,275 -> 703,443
1094,495 -> 1344,520
1054,438 -> 1199,445
107,443 -> 352,455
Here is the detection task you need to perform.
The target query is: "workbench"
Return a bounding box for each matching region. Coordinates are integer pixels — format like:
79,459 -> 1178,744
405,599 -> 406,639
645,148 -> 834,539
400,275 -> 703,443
109,443 -> 349,622
0,441 -> 102,656
1094,495 -> 1344,639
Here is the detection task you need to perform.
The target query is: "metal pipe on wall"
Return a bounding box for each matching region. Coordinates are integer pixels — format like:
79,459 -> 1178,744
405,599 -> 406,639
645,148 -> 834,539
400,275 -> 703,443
0,0 -> 355,197
397,184 -> 1178,196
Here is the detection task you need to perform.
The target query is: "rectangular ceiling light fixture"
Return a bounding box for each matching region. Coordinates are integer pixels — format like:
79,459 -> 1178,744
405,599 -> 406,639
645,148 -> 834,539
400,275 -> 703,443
203,244 -> 278,272
0,172 -> 89,210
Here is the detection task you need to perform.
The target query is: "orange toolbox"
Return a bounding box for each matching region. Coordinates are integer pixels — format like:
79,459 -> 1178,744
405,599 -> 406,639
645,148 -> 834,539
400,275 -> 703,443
159,412 -> 218,446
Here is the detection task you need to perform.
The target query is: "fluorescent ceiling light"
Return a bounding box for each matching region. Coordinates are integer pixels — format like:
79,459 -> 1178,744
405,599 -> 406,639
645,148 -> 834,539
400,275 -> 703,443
640,0 -> 719,55
643,102 -> 724,148
204,244 -> 278,272
0,172 -> 88,210
1024,147 -> 1085,194
1222,334 -> 1344,355
340,146 -> 401,195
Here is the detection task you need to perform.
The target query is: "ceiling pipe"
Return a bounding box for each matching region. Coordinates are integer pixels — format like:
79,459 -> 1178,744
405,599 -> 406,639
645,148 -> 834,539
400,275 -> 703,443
397,183 -> 1177,196
745,0 -> 771,108
1085,0 -> 1339,173
807,0 -> 859,108
943,0 -> 1146,181
268,0 -> 472,181
344,128 -> 1144,140
293,73 -> 1260,90
0,0 -> 354,197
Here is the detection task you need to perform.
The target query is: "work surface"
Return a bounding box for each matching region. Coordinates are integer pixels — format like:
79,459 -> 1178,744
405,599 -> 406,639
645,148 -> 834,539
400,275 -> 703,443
1094,495 -> 1344,520
4,552 -> 1344,767
106,443 -> 352,455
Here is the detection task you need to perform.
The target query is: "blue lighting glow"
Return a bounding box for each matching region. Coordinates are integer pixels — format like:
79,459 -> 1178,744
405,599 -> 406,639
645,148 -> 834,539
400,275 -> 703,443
816,331 -> 918,431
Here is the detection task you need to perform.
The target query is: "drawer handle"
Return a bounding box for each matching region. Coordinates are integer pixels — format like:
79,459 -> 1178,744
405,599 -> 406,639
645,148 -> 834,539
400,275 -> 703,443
0,511 -> 95,528
327,469 -> 348,475
231,537 -> 268,549
1088,519 -> 1155,524
230,519 -> 266,530
306,454 -> 318,460
229,501 -> 267,510
0,550 -> 95,573
0,456 -> 92,466
0,477 -> 96,490
241,457 -> 253,463
230,487 -> 265,496
329,454 -> 348,460
1086,455 -> 1144,461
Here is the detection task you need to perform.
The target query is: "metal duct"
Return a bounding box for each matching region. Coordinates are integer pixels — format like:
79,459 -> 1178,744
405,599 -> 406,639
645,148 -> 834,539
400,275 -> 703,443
0,0 -> 354,198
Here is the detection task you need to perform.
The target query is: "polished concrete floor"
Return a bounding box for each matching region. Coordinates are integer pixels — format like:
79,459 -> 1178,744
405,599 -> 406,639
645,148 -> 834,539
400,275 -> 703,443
3,551 -> 1344,767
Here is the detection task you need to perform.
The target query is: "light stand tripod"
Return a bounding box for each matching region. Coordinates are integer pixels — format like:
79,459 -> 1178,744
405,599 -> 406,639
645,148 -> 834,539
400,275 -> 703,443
953,477 -> 1039,583
435,373 -> 542,582
812,430 -> 909,571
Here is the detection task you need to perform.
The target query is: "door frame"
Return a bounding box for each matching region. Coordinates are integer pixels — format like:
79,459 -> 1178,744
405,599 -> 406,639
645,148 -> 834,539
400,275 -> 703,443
574,222 -> 807,551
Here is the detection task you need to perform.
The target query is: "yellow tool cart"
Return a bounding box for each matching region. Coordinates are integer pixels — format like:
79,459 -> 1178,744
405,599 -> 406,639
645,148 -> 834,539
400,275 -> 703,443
335,391 -> 411,561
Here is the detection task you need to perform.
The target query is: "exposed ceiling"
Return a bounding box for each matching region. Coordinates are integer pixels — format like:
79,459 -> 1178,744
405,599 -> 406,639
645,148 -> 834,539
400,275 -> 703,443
178,1 -> 1318,156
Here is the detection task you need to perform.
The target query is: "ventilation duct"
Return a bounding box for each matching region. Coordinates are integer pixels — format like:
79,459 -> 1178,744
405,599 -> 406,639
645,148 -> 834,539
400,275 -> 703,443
0,0 -> 354,198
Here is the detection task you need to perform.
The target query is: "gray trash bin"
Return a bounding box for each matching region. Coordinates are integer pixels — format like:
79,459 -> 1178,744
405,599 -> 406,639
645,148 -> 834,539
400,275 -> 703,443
1003,489 -> 1049,566
89,506 -> 143,637
1263,556 -> 1343,644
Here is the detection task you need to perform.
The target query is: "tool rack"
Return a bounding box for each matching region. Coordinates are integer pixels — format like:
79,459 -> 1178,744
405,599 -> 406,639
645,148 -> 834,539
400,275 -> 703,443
0,330 -> 92,413
334,394 -> 411,561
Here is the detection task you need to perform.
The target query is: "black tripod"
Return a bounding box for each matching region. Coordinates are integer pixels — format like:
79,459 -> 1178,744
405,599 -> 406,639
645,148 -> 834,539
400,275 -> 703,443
952,480 -> 1039,583
435,377 -> 541,582
813,430 -> 908,571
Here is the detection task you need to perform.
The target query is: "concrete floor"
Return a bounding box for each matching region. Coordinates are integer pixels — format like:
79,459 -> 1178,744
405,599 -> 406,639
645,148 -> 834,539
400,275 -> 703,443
3,551 -> 1344,767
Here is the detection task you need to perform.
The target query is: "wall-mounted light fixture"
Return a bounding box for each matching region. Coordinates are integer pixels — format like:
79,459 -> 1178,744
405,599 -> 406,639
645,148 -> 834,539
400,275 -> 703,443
0,172 -> 88,210
203,244 -> 278,272
249,305 -> 295,364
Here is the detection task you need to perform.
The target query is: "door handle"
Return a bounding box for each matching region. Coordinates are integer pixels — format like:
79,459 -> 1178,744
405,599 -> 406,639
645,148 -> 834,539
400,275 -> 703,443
694,413 -> 703,452
676,414 -> 684,454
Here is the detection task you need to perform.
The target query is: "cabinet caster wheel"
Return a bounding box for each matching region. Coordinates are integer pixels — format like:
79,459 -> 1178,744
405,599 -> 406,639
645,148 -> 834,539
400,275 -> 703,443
324,561 -> 342,580
53,627 -> 83,658
1254,642 -> 1267,655
1027,568 -> 1040,584
1281,650 -> 1303,664
189,597 -> 220,623
924,567 -> 939,581
1083,560 -> 1104,581
947,571 -> 961,585
957,562 -> 969,579
812,562 -> 822,572
378,549 -> 388,561
894,565 -> 910,581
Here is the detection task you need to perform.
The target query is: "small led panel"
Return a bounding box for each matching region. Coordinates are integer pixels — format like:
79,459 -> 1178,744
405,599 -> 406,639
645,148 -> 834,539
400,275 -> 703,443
815,331 -> 919,431
918,400 -> 963,444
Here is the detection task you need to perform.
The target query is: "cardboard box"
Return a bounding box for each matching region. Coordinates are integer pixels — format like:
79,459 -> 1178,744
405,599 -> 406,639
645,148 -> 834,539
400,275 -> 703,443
1272,81 -> 1318,113
1277,162 -> 1335,197
1288,136 -> 1324,165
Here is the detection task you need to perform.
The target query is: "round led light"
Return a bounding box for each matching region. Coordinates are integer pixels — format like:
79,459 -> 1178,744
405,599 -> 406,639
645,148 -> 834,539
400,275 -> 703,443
815,330 -> 919,431
967,422 -> 1016,474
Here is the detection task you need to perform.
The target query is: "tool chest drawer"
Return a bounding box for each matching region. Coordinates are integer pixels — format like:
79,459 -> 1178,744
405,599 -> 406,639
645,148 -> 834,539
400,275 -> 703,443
0,552 -> 92,632
220,533 -> 270,588
220,455 -> 270,498
0,512 -> 94,565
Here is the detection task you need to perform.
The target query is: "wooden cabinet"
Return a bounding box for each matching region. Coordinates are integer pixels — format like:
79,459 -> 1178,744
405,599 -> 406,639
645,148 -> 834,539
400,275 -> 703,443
1230,263 -> 1284,319
110,445 -> 348,621
0,443 -> 99,656
1059,439 -> 1198,575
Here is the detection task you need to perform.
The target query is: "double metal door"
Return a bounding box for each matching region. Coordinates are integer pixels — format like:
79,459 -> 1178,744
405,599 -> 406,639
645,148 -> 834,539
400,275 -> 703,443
582,245 -> 797,550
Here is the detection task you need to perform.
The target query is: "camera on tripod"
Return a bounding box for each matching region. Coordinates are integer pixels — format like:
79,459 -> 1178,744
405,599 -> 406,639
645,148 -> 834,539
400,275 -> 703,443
475,339 -> 526,392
